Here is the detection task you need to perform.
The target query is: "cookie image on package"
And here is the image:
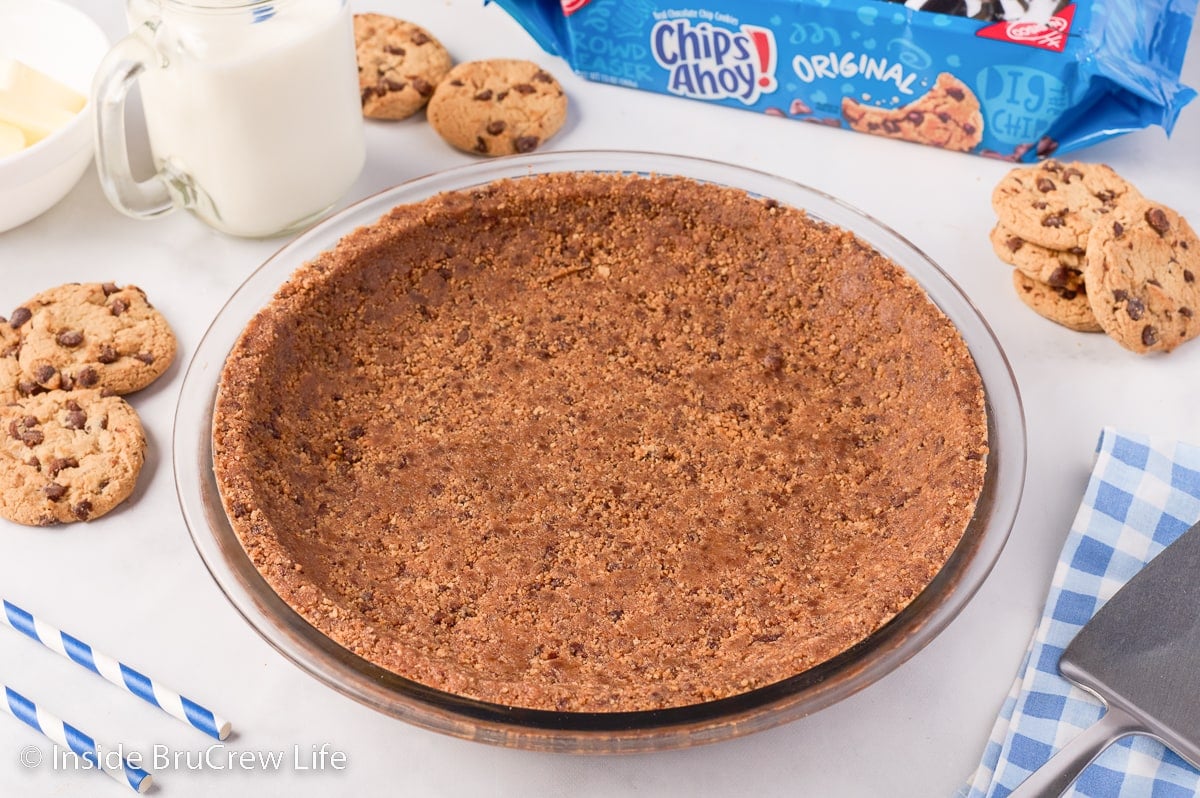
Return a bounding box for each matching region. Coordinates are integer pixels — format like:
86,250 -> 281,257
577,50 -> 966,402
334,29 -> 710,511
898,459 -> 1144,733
841,73 -> 983,152
0,390 -> 146,526
989,223 -> 1085,291
1084,201 -> 1200,354
427,59 -> 567,156
354,14 -> 452,120
16,282 -> 176,396
991,160 -> 1142,252
1011,269 -> 1102,333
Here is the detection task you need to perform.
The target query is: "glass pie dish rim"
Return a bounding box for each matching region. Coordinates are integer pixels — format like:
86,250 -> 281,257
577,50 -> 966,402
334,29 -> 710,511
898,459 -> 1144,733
172,149 -> 1026,753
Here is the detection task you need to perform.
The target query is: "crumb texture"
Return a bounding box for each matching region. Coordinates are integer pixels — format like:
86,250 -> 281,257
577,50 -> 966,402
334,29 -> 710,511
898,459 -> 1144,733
213,173 -> 988,712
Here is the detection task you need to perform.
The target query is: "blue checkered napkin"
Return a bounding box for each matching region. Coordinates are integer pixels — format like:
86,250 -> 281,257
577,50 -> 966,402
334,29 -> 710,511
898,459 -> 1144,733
961,428 -> 1200,798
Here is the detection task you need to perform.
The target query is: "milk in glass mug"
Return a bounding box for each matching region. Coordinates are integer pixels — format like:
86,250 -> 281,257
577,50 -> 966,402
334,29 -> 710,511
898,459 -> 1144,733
94,0 -> 365,238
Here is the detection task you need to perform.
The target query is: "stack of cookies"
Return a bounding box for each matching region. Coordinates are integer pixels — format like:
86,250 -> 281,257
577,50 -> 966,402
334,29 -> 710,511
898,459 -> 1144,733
991,160 -> 1200,354
0,283 -> 176,526
353,13 -> 568,157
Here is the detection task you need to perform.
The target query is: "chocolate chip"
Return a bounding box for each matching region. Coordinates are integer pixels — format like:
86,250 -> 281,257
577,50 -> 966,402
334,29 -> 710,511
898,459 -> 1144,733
495,90 -> 509,102
65,400 -> 81,412
43,483 -> 67,501
1181,307 -> 1194,318
1005,237 -> 1024,252
383,79 -> 406,92
16,381 -> 40,397
962,123 -> 977,135
347,425 -> 366,440
75,367 -> 99,388
1042,215 -> 1065,228
34,364 -> 57,385
761,352 -> 784,372
1142,325 -> 1158,347
109,299 -> 128,316
1112,221 -> 1124,238
486,120 -> 507,136
65,409 -> 87,430
9,307 -> 31,328
27,456 -> 39,471
1145,207 -> 1170,235
410,31 -> 430,45
449,79 -> 464,87
946,87 -> 965,101
101,283 -> 119,296
936,112 -> 951,123
1067,246 -> 1086,256
384,44 -> 406,56
412,77 -> 433,98
48,457 -> 78,477
906,110 -> 924,125
134,352 -> 154,365
1036,177 -> 1055,193
1113,289 -> 1129,303
473,89 -> 493,101
1125,296 -> 1145,321
360,86 -> 380,104
514,136 -> 540,153
97,345 -> 119,364
1095,190 -> 1116,204
1047,267 -> 1078,289
1057,288 -> 1079,301
56,330 -> 83,348
513,83 -> 536,95
20,428 -> 43,447
1148,278 -> 1163,288
1036,136 -> 1058,158
71,500 -> 92,521
1062,167 -> 1083,183
1185,270 -> 1195,283
474,136 -> 489,154
533,70 -> 554,84
1032,201 -> 1048,210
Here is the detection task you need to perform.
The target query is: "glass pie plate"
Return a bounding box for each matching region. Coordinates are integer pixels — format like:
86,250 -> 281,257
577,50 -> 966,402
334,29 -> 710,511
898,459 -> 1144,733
174,150 -> 1026,753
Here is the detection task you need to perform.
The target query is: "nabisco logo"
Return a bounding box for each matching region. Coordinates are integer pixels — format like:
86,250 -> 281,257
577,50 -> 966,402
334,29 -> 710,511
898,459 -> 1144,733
976,4 -> 1076,53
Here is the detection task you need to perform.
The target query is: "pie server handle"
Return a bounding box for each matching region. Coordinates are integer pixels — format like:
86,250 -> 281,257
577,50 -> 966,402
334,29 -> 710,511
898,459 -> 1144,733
1007,705 -> 1141,798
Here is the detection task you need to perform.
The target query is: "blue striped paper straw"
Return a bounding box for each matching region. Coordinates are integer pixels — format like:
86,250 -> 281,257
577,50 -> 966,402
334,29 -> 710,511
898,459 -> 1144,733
2,684 -> 151,793
1,600 -> 231,741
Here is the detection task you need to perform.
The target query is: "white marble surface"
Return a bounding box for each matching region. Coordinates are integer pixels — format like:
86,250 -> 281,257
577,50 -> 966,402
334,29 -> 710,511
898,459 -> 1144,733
1,2 -> 1198,796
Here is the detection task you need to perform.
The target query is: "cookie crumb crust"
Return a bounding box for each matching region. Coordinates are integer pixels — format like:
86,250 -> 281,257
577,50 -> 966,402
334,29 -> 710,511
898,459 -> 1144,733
213,172 -> 988,712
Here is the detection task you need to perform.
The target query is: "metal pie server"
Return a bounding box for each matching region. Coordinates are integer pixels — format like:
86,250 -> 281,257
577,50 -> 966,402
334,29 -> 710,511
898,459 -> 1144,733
1010,520 -> 1200,797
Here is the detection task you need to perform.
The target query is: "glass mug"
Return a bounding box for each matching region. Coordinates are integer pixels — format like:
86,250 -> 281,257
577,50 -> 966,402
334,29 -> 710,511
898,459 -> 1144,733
93,0 -> 365,238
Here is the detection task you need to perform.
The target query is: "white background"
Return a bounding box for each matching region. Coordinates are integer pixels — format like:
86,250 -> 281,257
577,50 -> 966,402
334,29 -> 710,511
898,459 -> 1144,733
1,1 -> 1199,796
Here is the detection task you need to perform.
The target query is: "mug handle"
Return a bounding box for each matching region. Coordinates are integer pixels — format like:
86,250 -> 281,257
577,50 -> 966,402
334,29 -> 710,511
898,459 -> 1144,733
92,23 -> 179,219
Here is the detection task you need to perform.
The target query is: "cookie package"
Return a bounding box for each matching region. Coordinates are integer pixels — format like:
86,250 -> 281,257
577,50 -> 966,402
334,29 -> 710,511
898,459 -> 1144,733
488,0 -> 1198,159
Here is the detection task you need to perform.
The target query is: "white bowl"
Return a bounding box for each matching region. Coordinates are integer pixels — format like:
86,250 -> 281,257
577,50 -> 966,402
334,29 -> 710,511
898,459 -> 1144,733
0,0 -> 109,233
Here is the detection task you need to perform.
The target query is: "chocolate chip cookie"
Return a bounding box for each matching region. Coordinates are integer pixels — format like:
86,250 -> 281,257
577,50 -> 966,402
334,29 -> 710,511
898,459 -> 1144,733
1084,201 -> 1200,354
17,283 -> 176,395
354,14 -> 452,120
841,73 -> 983,152
992,160 -> 1142,252
0,317 -> 23,403
427,59 -> 567,156
1011,270 -> 1103,333
989,223 -> 1085,291
0,390 -> 146,526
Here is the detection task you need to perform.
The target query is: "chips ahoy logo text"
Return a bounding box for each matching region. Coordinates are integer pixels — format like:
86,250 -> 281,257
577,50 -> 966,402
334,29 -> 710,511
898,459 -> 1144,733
651,18 -> 778,104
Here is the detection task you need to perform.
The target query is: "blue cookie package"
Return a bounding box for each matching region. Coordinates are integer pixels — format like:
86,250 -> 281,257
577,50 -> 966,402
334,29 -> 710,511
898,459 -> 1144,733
488,0 -> 1198,160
